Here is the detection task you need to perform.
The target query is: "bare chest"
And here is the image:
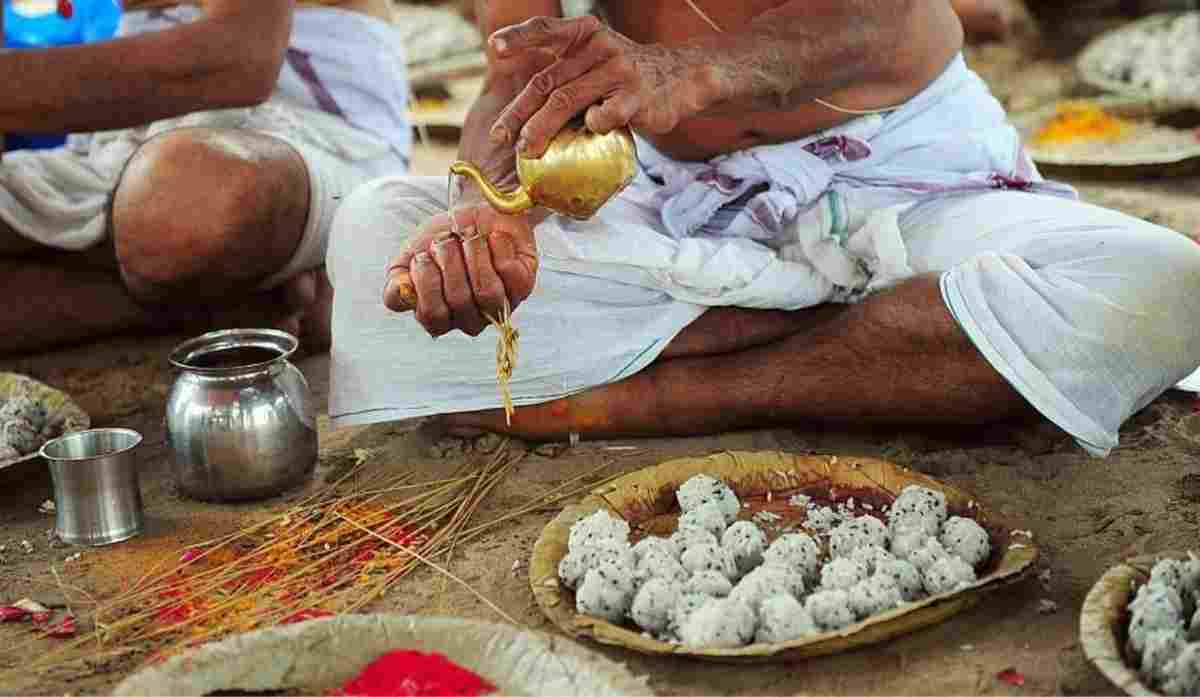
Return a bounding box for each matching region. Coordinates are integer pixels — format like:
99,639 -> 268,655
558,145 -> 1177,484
597,0 -> 788,45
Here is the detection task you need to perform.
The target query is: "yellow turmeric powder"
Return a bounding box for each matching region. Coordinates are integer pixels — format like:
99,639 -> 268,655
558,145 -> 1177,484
1032,101 -> 1134,147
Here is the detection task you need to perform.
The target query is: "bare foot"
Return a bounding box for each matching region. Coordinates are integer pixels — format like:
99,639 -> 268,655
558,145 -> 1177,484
205,268 -> 333,354
296,267 -> 333,354
439,305 -> 842,440
442,276 -> 1033,442
439,373 -> 650,442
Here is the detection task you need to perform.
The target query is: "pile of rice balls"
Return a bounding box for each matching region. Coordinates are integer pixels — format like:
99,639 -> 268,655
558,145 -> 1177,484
0,392 -> 51,460
558,474 -> 993,649
1126,554 -> 1200,695
1093,12 -> 1200,101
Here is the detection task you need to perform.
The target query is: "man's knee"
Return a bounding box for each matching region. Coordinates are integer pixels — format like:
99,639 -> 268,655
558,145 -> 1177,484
112,128 -> 310,303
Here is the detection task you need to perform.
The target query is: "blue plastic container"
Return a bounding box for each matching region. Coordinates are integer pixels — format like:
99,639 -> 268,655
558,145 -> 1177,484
4,0 -> 123,151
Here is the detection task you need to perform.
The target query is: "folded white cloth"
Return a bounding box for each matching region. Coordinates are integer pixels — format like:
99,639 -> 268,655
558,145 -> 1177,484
327,54 -> 1200,457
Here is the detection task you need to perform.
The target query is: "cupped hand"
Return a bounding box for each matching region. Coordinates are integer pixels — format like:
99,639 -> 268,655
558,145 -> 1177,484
488,15 -> 711,158
383,204 -> 540,338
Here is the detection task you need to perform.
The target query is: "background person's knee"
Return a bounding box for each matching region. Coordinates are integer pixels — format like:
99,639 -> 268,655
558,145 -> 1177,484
112,128 -> 310,304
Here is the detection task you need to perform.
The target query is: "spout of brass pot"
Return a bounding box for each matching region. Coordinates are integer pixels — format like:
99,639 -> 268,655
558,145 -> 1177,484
449,161 -> 534,215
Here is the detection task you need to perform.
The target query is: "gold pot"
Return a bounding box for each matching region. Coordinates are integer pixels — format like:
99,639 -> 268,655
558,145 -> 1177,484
450,122 -> 638,221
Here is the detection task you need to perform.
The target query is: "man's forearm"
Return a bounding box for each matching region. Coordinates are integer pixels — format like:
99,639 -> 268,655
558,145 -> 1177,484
0,8 -> 289,133
683,0 -> 924,114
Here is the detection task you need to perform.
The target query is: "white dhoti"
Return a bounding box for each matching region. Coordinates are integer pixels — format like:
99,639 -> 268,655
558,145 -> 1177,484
328,55 -> 1200,457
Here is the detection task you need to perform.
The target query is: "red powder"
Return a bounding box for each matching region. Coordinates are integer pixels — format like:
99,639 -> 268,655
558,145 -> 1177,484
0,607 -> 29,623
330,651 -> 496,697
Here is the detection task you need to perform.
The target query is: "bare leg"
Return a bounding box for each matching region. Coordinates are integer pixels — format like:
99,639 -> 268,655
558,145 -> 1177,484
0,128 -> 332,356
444,274 -> 1035,439
658,305 -> 846,359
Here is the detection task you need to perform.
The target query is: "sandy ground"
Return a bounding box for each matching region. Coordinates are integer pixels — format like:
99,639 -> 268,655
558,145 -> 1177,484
3,24 -> 1200,697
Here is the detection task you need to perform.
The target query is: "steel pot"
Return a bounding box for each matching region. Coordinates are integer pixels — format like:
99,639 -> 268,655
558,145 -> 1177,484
166,329 -> 317,502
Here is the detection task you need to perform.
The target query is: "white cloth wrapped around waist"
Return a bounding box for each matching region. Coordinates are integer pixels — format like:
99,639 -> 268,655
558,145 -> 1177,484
535,53 -> 1075,311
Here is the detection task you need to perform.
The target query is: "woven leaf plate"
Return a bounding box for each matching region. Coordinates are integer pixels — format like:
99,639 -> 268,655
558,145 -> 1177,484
1080,551 -> 1192,696
113,615 -> 651,696
530,450 -> 1039,662
0,372 -> 90,470
1010,96 -> 1200,179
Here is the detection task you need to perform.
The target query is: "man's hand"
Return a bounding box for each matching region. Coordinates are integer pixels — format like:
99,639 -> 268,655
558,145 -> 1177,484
383,205 -> 540,338
488,16 -> 712,158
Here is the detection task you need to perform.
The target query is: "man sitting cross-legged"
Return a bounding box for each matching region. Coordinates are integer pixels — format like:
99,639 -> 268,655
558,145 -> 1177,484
327,0 -> 1200,457
0,0 -> 410,355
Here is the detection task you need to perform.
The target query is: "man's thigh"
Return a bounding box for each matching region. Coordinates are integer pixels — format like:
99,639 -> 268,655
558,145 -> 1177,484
902,189 -> 1200,455
900,190 -> 1200,292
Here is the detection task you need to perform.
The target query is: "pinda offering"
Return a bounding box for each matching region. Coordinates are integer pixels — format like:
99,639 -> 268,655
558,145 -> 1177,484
559,475 -> 996,649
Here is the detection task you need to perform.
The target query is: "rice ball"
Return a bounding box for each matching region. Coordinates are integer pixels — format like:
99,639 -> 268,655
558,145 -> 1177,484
1150,558 -> 1197,616
680,543 -> 737,580
670,591 -> 713,636
890,486 -> 948,526
850,545 -> 894,575
1163,642 -> 1200,696
806,589 -> 856,631
568,510 -> 630,552
576,560 -> 636,623
630,577 -> 680,634
678,501 -> 728,539
729,564 -> 806,610
635,550 -> 689,586
763,533 -> 821,581
1,419 -> 40,455
1139,628 -> 1187,688
1129,585 -> 1186,653
1150,558 -> 1191,592
848,575 -> 904,619
671,527 -> 719,556
820,557 -> 870,591
678,597 -> 757,648
632,536 -> 679,563
756,594 -> 818,644
676,474 -> 740,524
888,521 -> 932,559
1182,555 -> 1200,593
830,516 -> 888,559
722,521 -> 767,575
805,506 -> 845,533
922,555 -> 977,595
888,511 -> 941,540
874,557 -> 925,602
907,538 -> 951,572
558,537 -> 634,589
0,396 -> 47,433
939,516 -> 991,568
685,570 -> 734,598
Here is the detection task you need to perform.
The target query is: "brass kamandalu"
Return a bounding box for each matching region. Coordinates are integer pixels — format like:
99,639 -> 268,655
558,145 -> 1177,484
451,121 -> 638,221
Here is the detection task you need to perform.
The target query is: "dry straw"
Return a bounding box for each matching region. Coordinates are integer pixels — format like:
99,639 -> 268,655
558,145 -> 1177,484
1,443 -> 618,682
484,297 -> 518,425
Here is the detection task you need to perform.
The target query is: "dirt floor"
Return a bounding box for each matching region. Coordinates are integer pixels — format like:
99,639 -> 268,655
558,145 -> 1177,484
3,19 -> 1200,697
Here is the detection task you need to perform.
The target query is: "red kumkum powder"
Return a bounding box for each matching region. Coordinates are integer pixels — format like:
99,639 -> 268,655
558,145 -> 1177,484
329,651 -> 496,697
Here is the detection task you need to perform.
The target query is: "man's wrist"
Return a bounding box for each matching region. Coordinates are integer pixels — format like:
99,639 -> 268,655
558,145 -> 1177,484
676,43 -> 729,116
